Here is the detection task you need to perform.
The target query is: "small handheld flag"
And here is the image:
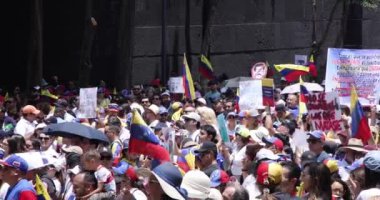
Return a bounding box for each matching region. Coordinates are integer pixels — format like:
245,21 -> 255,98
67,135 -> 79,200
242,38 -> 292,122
36,174 -> 51,200
129,110 -> 170,161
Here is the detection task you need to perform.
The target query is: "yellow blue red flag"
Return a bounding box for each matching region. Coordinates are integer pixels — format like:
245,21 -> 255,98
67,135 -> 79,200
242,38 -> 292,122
182,53 -> 196,100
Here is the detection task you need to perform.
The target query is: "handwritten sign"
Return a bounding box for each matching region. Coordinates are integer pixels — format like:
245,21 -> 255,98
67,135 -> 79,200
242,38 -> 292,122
308,92 -> 343,132
77,87 -> 97,119
326,48 -> 380,106
168,77 -> 184,94
239,78 -> 274,110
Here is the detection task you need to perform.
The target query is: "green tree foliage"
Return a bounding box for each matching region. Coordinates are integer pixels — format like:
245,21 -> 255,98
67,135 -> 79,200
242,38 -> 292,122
356,0 -> 380,9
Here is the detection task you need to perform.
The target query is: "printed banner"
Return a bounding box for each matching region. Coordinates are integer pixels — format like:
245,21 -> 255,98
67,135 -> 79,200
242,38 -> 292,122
239,78 -> 274,110
326,48 -> 380,106
308,91 -> 343,132
77,87 -> 97,119
168,77 -> 184,94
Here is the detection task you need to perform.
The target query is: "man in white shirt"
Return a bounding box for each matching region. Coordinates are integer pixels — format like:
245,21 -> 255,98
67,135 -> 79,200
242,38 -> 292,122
14,105 -> 40,139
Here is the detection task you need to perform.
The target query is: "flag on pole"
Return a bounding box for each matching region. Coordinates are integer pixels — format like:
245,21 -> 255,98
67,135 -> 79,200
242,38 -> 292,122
274,64 -> 309,82
350,85 -> 371,144
299,77 -> 309,119
308,54 -> 318,77
182,53 -> 196,100
199,54 -> 215,80
36,174 -> 51,200
129,110 -> 170,161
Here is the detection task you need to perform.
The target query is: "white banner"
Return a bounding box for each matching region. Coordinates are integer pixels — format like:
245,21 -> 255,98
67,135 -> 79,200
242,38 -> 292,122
168,77 -> 184,94
77,87 -> 97,119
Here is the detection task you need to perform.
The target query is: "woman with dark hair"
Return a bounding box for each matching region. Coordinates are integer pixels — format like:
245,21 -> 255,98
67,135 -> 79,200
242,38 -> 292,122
356,150 -> 380,199
4,134 -> 26,155
331,178 -> 351,200
301,162 -> 332,200
199,124 -> 218,144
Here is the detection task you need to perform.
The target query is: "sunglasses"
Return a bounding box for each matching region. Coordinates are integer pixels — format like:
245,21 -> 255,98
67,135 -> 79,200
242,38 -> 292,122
40,137 -> 50,141
307,139 -> 319,144
142,101 -> 149,104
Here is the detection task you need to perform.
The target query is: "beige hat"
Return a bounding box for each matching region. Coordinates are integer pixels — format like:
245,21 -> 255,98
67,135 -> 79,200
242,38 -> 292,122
182,112 -> 201,122
340,138 -> 368,153
181,170 -> 213,199
62,145 -> 83,155
146,104 -> 160,115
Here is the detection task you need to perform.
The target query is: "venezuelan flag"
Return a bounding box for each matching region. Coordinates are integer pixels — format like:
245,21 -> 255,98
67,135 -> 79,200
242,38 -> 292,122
36,174 -> 51,200
299,77 -> 308,119
308,54 -> 318,77
274,64 -> 309,82
129,110 -> 170,161
177,147 -> 196,172
199,54 -> 215,80
182,53 -> 196,100
350,85 -> 371,144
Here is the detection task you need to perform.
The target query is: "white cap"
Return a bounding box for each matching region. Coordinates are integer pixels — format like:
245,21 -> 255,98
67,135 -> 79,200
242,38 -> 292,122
182,112 -> 201,122
36,123 -> 47,130
196,98 -> 207,105
255,148 -> 279,161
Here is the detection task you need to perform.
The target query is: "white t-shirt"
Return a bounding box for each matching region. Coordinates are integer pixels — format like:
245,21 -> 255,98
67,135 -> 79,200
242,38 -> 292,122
95,166 -> 116,193
356,188 -> 380,200
188,129 -> 200,143
230,146 -> 247,176
0,182 -> 9,200
14,118 -> 36,139
242,174 -> 261,200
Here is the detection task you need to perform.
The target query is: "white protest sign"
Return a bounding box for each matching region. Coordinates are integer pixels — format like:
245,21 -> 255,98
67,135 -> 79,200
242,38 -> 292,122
77,87 -> 97,119
292,129 -> 309,151
294,55 -> 308,65
326,48 -> 380,106
239,80 -> 263,110
308,91 -> 343,132
168,77 -> 184,93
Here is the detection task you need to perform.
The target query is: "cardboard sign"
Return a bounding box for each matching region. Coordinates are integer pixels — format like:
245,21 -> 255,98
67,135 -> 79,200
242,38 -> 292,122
77,87 -> 97,119
168,77 -> 184,94
239,79 -> 274,110
251,62 -> 268,80
326,48 -> 380,106
308,92 -> 343,132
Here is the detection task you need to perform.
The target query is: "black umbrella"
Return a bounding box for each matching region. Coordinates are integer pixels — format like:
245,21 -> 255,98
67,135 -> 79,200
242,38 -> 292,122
43,122 -> 109,144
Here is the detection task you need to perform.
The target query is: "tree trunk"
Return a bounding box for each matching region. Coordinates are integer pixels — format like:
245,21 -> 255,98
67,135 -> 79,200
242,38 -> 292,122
26,0 -> 43,91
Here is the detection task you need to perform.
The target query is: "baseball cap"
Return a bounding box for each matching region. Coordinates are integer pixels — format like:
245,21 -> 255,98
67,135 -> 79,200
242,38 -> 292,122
323,159 -> 339,173
235,127 -> 250,138
210,169 -> 229,187
182,112 -> 201,122
161,91 -> 170,97
255,148 -> 280,161
22,105 -> 41,115
300,151 -> 317,168
196,98 -> 207,106
256,162 -> 283,186
194,141 -> 217,154
171,102 -> 182,110
307,130 -> 326,142
62,145 -> 83,155
227,112 -> 237,118
108,103 -> 120,112
54,99 -> 68,108
0,154 -> 29,173
246,109 -> 260,117
159,107 -> 168,115
263,137 -> 284,152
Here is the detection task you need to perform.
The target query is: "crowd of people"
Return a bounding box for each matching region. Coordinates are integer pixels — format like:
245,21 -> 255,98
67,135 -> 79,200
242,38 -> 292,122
0,76 -> 379,200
